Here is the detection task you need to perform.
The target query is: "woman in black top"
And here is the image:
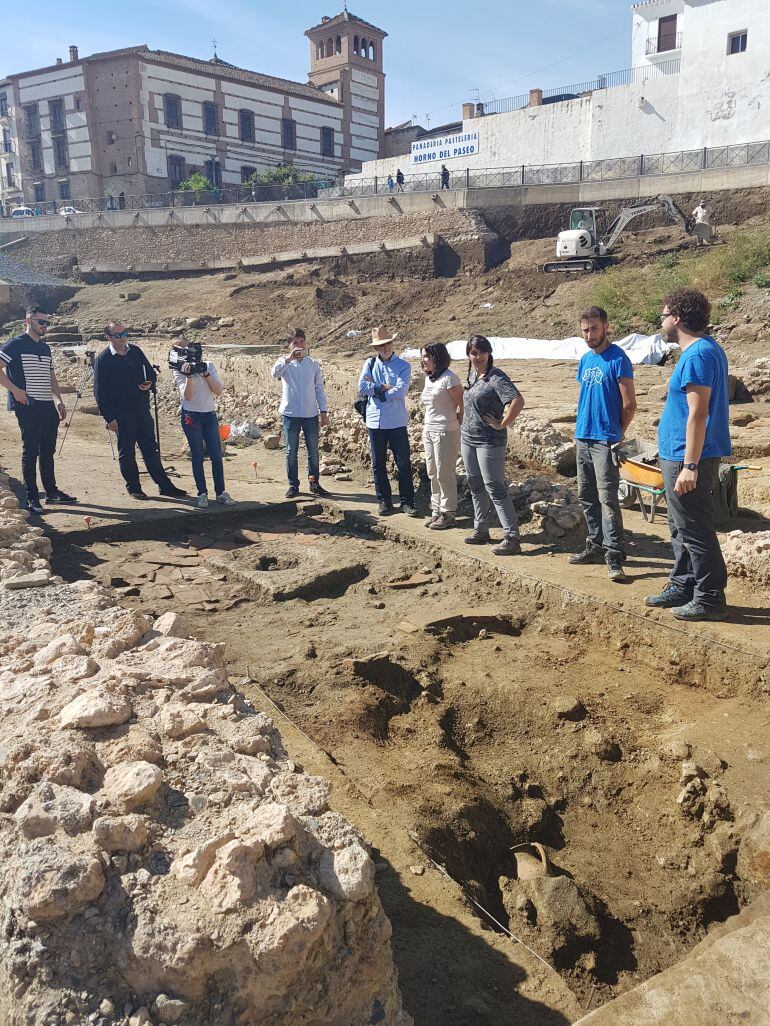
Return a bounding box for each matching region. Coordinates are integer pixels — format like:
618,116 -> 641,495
461,334 -> 525,555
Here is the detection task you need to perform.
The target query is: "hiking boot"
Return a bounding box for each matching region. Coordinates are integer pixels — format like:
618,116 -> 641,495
568,545 -> 604,565
429,513 -> 455,531
25,498 -> 44,515
492,536 -> 522,556
644,584 -> 693,608
310,481 -> 330,497
45,490 -> 77,504
378,501 -> 394,516
400,503 -> 420,518
424,513 -> 440,527
606,555 -> 627,582
285,485 -> 299,499
464,530 -> 491,545
672,599 -> 728,622
196,493 -> 209,509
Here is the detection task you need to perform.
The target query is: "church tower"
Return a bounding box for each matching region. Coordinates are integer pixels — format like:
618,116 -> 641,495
305,9 -> 387,168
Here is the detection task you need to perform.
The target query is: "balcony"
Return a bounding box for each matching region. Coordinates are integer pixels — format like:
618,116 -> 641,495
646,32 -> 682,56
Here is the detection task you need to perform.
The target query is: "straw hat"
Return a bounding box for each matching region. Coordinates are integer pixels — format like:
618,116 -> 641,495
370,325 -> 399,346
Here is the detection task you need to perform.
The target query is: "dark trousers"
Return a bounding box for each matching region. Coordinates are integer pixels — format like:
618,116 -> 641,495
181,410 -> 225,496
368,426 -> 414,506
576,439 -> 625,559
14,401 -> 59,501
660,457 -> 727,606
115,406 -> 172,493
283,415 -> 320,488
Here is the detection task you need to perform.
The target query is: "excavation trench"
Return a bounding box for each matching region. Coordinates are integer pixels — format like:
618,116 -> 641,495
52,503 -> 767,1024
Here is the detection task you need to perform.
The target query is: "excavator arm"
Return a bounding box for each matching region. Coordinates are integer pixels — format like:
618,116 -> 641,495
602,194 -> 694,252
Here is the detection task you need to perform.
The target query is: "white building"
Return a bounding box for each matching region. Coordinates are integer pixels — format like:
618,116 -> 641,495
357,0 -> 768,181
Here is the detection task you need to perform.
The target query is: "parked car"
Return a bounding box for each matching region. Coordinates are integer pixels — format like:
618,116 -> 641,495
11,206 -> 35,218
59,206 -> 82,216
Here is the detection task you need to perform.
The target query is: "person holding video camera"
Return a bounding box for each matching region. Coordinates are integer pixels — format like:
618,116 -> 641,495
170,337 -> 235,510
93,322 -> 187,501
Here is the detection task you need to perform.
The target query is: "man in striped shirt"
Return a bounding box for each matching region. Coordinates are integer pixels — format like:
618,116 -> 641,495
0,306 -> 76,515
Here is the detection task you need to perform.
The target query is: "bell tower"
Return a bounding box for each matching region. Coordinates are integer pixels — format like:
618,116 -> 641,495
305,9 -> 387,167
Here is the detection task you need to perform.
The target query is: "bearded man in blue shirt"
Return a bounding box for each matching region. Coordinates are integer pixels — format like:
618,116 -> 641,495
646,288 -> 731,621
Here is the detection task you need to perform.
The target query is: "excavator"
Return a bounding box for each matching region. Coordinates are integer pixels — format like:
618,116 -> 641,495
543,193 -> 695,273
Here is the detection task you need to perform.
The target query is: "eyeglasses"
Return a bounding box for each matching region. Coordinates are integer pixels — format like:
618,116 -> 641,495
33,319 -> 51,327
109,330 -> 128,339
659,312 -> 672,323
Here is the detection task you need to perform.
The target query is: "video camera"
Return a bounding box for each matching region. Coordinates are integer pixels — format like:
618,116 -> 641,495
168,340 -> 207,376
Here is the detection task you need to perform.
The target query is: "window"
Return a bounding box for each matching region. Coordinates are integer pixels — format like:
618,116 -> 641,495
5,162 -> 13,187
24,104 -> 39,135
33,183 -> 45,203
164,94 -> 182,130
203,101 -> 218,136
168,155 -> 185,187
204,159 -> 221,187
109,161 -> 118,174
320,126 -> 334,158
2,128 -> 11,154
728,30 -> 748,54
49,98 -> 65,133
0,93 -> 8,117
29,140 -> 42,169
241,165 -> 256,182
281,117 -> 296,150
58,179 -> 70,201
53,136 -> 68,169
239,109 -> 255,143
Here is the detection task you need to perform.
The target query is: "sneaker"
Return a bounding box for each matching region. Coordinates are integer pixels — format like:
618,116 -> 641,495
672,599 -> 728,622
128,489 -> 148,500
568,545 -> 604,565
644,583 -> 693,608
25,498 -> 44,515
429,513 -> 456,531
606,556 -> 627,582
424,513 -> 440,527
378,501 -> 394,516
44,490 -> 77,504
464,530 -> 491,545
285,485 -> 300,499
159,485 -> 188,498
492,536 -> 522,556
216,491 -> 236,506
196,493 -> 209,509
400,503 -> 420,518
309,481 -> 331,497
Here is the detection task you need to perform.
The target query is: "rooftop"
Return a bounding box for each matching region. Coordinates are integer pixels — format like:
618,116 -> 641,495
305,9 -> 387,38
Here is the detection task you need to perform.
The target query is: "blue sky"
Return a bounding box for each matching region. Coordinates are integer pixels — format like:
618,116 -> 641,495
1,0 -> 631,128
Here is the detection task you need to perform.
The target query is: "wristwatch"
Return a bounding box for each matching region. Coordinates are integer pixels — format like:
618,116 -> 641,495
683,462 -> 699,471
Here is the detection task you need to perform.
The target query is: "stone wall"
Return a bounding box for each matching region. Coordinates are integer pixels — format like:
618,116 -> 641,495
0,467 -> 412,1026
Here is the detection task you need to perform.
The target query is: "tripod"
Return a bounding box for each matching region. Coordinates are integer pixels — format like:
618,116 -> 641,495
58,352 -> 116,460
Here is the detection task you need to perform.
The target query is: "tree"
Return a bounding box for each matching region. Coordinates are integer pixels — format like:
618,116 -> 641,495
178,172 -> 210,203
246,165 -> 317,188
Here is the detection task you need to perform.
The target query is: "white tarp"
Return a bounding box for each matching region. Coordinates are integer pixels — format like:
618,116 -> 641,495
401,332 -> 676,366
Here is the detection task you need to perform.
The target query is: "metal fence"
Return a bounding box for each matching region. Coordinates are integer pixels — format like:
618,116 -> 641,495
1,134 -> 769,220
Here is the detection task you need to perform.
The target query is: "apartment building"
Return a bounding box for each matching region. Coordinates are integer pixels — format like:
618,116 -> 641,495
0,8 -> 386,211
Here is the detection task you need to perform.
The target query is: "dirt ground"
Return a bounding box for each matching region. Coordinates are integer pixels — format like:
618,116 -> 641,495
1,218 -> 769,1025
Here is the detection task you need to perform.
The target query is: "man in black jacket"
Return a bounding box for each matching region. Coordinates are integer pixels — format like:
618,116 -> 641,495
93,322 -> 186,500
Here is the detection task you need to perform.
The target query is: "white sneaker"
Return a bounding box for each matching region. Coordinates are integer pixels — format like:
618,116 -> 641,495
216,491 -> 236,506
196,493 -> 209,509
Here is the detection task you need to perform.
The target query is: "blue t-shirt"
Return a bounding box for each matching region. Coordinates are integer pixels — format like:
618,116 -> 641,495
658,336 -> 731,461
575,344 -> 634,443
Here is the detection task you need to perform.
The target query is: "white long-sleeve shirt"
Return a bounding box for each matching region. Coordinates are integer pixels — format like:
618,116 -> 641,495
271,354 -> 328,418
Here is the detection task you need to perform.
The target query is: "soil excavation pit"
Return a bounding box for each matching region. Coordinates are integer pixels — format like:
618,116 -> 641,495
55,508 -> 769,1026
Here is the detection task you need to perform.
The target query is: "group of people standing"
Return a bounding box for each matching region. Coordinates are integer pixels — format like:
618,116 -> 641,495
1,285 -> 732,623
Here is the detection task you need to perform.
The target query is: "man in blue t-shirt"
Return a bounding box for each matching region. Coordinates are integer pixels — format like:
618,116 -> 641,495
569,307 -> 637,581
646,288 -> 731,621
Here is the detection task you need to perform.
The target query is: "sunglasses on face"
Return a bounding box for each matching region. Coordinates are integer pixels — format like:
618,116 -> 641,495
109,330 -> 128,339
660,312 -> 672,323
33,319 -> 51,327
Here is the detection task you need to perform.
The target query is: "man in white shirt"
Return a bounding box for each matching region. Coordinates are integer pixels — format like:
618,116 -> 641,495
271,329 -> 329,498
171,338 -> 235,510
692,199 -> 715,245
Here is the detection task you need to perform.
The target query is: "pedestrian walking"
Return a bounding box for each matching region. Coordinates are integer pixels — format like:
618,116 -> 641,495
358,326 -> 417,517
440,164 -> 450,190
568,307 -> 637,581
460,335 -> 525,555
395,168 -> 405,192
271,328 -> 330,498
93,322 -> 187,500
387,174 -> 395,192
0,305 -> 76,514
645,288 -> 731,621
420,343 -> 463,529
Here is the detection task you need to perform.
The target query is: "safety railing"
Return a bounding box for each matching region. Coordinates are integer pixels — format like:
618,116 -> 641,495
646,33 -> 683,56
1,135 -> 769,219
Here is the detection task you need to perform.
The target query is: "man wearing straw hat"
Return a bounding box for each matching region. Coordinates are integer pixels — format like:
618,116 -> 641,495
358,326 -> 418,517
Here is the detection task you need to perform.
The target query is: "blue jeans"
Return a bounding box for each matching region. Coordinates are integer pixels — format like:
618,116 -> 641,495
576,439 -> 625,559
461,441 -> 519,539
181,410 -> 225,496
283,415 -> 320,488
368,426 -> 415,506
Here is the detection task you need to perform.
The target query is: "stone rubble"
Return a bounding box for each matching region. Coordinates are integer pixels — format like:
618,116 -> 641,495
0,468 -> 411,1026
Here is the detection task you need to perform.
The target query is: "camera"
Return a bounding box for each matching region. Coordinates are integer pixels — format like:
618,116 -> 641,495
169,341 -> 207,376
